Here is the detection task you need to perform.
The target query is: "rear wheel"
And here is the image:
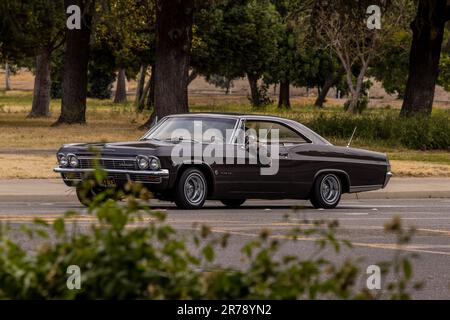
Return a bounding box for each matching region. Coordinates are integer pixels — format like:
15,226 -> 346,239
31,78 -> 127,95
310,173 -> 342,209
220,199 -> 246,208
174,168 -> 207,209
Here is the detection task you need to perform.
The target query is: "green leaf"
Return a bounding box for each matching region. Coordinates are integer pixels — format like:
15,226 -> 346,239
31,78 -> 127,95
53,218 -> 65,236
402,258 -> 412,280
202,244 -> 215,262
33,218 -> 49,227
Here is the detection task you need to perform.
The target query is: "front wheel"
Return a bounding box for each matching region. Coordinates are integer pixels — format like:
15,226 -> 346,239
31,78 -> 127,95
76,184 -> 99,207
220,199 -> 246,208
310,173 -> 342,209
174,168 -> 208,209
75,184 -> 113,207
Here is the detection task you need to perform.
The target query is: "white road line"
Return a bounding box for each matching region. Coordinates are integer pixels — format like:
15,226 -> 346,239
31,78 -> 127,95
344,212 -> 369,215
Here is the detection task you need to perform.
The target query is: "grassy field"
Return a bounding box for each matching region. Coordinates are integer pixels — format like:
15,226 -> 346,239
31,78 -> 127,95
1,90 -> 449,178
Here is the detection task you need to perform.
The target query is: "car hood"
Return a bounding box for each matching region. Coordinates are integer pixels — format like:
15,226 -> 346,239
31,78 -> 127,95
59,140 -> 175,157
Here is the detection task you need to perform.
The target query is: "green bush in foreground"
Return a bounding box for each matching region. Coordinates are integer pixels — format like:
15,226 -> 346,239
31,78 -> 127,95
0,173 -> 421,299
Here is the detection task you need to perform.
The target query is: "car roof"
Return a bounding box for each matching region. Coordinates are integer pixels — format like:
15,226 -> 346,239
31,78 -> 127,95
166,112 -> 289,121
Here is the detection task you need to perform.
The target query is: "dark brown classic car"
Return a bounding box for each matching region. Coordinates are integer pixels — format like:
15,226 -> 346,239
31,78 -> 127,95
54,113 -> 392,209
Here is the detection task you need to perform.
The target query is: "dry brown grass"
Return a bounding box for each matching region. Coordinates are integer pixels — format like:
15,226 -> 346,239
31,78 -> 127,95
391,160 -> 450,177
0,107 -> 146,149
0,154 -> 58,179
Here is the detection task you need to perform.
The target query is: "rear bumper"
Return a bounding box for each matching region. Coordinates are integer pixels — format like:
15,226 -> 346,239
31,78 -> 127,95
54,167 -> 170,186
383,171 -> 393,188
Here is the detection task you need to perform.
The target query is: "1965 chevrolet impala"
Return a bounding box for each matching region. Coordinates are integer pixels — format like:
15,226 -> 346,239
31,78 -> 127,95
54,113 -> 392,209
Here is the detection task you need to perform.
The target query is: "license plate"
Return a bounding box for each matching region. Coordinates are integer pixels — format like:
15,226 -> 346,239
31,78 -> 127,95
101,178 -> 116,187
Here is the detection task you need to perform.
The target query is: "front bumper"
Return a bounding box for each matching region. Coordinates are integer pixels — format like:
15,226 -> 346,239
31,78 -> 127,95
54,167 -> 170,185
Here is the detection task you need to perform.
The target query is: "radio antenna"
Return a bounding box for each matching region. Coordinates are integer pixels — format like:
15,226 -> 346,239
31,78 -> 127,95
347,127 -> 357,148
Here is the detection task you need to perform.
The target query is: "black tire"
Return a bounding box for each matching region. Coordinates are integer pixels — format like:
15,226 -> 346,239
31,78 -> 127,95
220,199 -> 246,208
174,168 -> 207,209
75,184 -> 111,207
76,184 -> 96,207
310,173 -> 342,209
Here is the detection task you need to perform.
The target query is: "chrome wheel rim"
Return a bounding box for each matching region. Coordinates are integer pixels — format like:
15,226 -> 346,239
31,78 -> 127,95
320,175 -> 341,205
184,173 -> 206,205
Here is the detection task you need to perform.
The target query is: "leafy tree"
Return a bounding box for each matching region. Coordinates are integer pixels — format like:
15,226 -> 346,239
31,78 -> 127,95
312,53 -> 344,107
266,0 -> 311,109
315,0 -> 411,113
0,0 -> 66,117
291,39 -> 344,108
97,0 -> 155,105
436,28 -> 450,92
193,0 -> 282,108
370,30 -> 412,98
87,40 -> 116,99
438,53 -> 450,92
0,1 -> 29,62
206,75 -> 235,94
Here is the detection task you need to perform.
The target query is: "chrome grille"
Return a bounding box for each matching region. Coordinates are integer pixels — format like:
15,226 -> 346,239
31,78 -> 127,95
106,172 -> 129,180
79,158 -> 137,170
130,174 -> 161,183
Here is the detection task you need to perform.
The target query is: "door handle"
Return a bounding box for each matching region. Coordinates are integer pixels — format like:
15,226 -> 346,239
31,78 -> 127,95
279,152 -> 288,157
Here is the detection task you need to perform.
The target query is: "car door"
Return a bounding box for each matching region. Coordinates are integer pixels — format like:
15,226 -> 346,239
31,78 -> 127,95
211,119 -> 264,197
225,119 -> 295,198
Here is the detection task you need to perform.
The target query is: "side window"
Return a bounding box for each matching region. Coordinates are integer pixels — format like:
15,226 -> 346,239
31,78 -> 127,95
269,123 -> 308,144
243,120 -> 308,145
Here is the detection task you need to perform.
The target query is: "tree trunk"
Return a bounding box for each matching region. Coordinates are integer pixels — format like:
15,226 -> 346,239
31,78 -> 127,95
147,66 -> 155,108
347,91 -> 359,113
137,78 -> 152,112
344,60 -> 369,114
401,1 -> 447,116
5,62 -> 11,90
114,68 -> 127,103
343,68 -> 356,113
247,73 -> 260,107
225,79 -> 232,95
135,65 -> 147,106
28,50 -> 52,118
140,0 -> 194,129
314,73 -> 335,108
278,80 -> 291,109
54,0 -> 94,125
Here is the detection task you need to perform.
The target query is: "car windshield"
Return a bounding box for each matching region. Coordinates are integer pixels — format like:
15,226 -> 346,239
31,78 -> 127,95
143,117 -> 238,143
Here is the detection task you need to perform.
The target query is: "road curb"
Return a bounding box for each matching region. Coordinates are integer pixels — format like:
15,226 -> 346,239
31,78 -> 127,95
343,191 -> 450,200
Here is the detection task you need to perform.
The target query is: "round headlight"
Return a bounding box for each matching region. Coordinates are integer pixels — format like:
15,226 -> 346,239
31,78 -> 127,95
69,155 -> 79,168
137,156 -> 149,170
149,158 -> 161,170
58,155 -> 68,167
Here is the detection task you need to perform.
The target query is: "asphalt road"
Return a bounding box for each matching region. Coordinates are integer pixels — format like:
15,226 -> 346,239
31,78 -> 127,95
1,198 -> 450,299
